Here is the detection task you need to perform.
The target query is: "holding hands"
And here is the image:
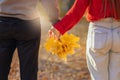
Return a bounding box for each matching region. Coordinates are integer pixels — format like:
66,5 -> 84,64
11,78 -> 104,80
48,26 -> 61,39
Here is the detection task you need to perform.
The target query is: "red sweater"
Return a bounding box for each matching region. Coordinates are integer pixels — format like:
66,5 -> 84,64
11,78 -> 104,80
54,0 -> 120,34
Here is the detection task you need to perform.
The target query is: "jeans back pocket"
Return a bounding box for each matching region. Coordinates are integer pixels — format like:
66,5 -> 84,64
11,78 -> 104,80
91,29 -> 108,52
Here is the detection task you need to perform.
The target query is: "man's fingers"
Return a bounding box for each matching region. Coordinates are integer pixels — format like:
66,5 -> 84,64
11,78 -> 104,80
48,29 -> 56,38
48,26 -> 61,39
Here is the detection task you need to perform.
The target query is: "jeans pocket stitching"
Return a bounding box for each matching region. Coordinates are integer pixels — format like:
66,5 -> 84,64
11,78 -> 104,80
91,30 -> 108,52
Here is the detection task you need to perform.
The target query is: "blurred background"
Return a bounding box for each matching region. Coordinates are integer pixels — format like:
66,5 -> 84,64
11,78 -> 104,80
8,0 -> 90,80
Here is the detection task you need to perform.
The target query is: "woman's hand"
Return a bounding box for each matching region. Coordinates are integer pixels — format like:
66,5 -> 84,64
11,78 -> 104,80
48,26 -> 61,39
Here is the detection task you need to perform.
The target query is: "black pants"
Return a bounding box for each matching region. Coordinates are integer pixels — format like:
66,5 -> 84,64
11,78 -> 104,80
0,17 -> 41,80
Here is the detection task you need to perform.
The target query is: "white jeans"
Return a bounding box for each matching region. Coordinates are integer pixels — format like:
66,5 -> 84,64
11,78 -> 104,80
86,18 -> 120,80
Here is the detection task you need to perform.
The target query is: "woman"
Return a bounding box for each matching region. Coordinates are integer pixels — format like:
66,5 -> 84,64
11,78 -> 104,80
50,0 -> 120,80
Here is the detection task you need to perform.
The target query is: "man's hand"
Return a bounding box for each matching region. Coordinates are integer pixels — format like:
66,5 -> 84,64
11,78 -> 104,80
48,26 -> 61,39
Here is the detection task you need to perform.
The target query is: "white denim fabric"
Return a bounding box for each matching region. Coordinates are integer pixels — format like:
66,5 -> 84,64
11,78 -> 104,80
86,18 -> 120,80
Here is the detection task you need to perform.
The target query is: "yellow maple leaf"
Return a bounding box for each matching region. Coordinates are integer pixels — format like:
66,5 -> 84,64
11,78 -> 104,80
44,33 -> 80,61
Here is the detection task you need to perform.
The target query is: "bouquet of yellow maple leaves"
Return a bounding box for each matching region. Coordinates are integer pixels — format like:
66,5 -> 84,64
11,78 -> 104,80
44,33 -> 80,61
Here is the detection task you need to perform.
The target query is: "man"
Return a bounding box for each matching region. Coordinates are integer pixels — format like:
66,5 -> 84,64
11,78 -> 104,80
50,0 -> 120,80
0,0 -> 59,80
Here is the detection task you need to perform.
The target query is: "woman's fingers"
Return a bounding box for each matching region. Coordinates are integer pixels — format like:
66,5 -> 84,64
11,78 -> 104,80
48,26 -> 61,39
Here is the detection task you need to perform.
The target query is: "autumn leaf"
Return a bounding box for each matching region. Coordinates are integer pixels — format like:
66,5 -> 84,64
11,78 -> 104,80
44,33 -> 80,61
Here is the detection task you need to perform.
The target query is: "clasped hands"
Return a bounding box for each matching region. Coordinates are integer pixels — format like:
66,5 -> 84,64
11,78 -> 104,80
48,26 -> 61,39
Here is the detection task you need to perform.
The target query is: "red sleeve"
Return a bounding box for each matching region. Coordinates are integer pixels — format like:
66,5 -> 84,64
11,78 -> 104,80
53,0 -> 89,34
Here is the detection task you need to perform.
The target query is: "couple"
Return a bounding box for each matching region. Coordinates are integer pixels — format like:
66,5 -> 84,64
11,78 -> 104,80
0,0 -> 120,80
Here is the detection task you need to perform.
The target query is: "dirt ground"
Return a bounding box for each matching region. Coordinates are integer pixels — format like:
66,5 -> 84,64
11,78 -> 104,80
9,44 -> 90,80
